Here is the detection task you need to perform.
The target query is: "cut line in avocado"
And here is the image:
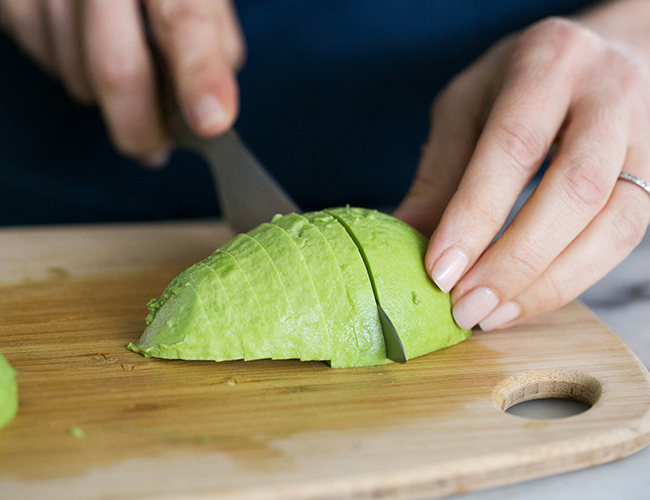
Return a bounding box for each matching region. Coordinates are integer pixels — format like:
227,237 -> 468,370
250,223 -> 330,361
222,234 -> 299,359
272,213 -> 358,368
206,250 -> 270,361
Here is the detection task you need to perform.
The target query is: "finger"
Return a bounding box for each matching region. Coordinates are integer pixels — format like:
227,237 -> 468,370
146,0 -> 239,137
45,0 -> 94,104
425,19 -> 595,294
451,91 -> 629,329
83,0 -> 169,164
2,0 -> 54,72
479,146 -> 650,330
392,46 -> 502,237
213,0 -> 246,70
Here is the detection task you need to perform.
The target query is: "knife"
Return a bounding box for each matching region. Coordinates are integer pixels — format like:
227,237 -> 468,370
166,119 -> 300,234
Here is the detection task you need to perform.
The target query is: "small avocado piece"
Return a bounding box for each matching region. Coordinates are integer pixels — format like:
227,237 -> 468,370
272,213 -> 357,368
304,211 -> 387,366
0,351 -> 18,429
205,250 -> 271,361
326,207 -> 470,360
249,223 -> 330,361
220,234 -> 299,359
129,261 -> 245,360
68,426 -> 85,438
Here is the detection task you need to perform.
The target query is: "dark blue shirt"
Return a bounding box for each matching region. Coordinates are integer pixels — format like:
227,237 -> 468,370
0,0 -> 595,225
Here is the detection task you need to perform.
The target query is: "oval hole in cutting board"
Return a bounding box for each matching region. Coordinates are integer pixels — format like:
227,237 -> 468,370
493,370 -> 602,419
506,398 -> 591,419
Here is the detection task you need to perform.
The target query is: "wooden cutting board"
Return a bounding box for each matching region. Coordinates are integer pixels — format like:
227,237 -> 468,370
1,220 -> 649,500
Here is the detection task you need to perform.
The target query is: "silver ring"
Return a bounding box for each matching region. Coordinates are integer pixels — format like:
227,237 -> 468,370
618,172 -> 650,197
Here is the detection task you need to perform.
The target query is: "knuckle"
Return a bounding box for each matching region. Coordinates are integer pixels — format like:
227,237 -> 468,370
534,17 -> 594,54
154,0 -> 212,33
492,119 -> 545,174
607,194 -> 650,251
514,17 -> 595,71
542,271 -> 574,311
459,194 -> 504,232
506,241 -> 546,281
558,156 -> 610,211
93,52 -> 147,93
614,54 -> 650,98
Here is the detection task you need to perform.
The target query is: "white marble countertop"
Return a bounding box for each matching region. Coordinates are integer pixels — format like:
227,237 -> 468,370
452,220 -> 650,499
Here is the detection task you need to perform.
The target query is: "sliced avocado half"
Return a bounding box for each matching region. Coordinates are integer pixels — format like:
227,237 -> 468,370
130,207 -> 469,367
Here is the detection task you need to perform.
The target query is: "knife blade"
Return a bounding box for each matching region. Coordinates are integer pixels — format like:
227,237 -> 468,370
379,304 -> 407,363
172,124 -> 301,234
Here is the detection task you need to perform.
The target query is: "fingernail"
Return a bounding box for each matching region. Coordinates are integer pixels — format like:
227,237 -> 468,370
142,147 -> 171,169
479,301 -> 521,331
192,93 -> 227,132
431,249 -> 469,293
452,286 -> 499,330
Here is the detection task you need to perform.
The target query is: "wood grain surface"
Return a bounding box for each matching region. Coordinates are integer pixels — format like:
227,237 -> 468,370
0,221 -> 649,500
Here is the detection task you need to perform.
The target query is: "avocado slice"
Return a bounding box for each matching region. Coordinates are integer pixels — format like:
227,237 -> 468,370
205,250 -> 271,361
249,223 -> 330,361
304,211 -> 387,366
220,234 -> 299,359
0,351 -> 17,429
272,213 -> 357,367
129,261 -> 245,361
326,207 -> 470,360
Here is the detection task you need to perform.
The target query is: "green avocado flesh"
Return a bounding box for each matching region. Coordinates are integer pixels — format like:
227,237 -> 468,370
326,207 -> 471,360
129,207 -> 470,367
303,211 -> 387,367
0,351 -> 18,429
272,213 -> 358,368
